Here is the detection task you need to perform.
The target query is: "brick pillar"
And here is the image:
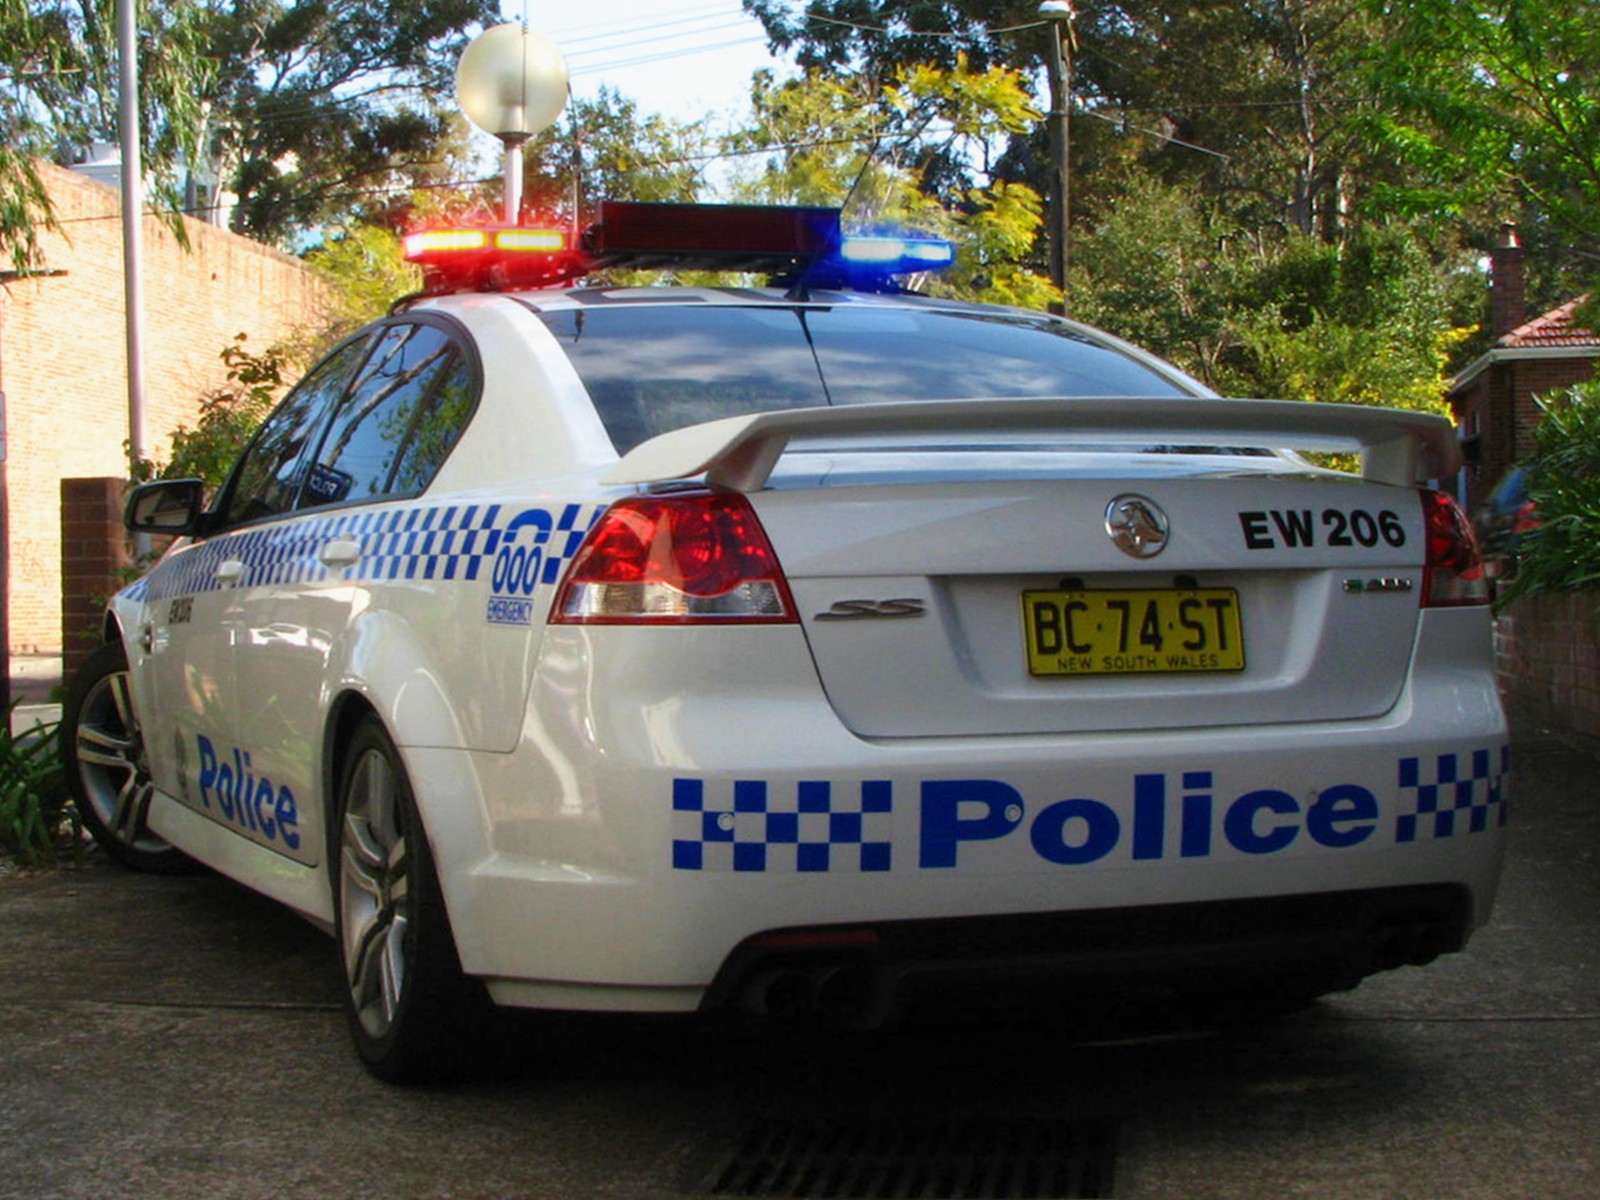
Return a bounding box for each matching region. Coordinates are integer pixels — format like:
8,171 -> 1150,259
61,477 -> 131,680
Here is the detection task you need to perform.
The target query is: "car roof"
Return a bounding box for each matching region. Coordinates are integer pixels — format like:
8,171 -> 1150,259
409,282 -> 1013,317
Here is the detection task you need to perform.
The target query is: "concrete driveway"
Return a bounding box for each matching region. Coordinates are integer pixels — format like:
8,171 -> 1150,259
1,734 -> 1596,1199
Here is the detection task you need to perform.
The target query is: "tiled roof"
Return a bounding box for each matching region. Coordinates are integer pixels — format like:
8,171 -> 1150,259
1500,295 -> 1599,348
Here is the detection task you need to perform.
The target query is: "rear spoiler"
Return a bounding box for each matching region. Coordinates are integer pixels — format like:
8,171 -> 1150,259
602,397 -> 1461,492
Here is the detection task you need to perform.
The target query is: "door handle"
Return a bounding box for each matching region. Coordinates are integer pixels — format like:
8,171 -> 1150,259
319,538 -> 362,569
216,560 -> 245,584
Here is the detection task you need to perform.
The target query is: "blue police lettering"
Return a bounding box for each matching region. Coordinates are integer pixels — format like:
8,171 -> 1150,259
919,772 -> 1379,867
919,780 -> 1023,867
1030,797 -> 1120,864
196,734 -> 301,850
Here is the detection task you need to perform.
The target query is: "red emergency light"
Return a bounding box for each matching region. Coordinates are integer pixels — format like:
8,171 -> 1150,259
402,226 -> 586,292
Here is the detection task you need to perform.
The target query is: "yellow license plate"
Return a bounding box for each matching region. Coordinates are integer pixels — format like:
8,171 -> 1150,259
1022,588 -> 1245,676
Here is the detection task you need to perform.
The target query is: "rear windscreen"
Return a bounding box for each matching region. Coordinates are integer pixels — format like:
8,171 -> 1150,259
535,304 -> 1189,453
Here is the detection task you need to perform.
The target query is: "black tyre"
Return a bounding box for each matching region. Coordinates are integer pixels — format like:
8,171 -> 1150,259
333,716 -> 492,1083
61,640 -> 192,874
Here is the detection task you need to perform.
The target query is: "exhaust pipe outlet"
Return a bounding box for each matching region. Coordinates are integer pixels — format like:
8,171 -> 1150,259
814,963 -> 890,1030
741,968 -> 813,1018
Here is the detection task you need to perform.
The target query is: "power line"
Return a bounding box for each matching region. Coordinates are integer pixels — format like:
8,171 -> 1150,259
1076,105 -> 1229,160
804,13 -> 1050,39
575,36 -> 771,76
553,5 -> 748,49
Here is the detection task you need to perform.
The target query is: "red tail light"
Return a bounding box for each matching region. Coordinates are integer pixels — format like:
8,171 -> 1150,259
553,490 -> 797,624
1420,488 -> 1488,607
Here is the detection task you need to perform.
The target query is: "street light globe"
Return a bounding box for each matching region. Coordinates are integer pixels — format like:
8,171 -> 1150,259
1038,0 -> 1074,17
455,23 -> 569,140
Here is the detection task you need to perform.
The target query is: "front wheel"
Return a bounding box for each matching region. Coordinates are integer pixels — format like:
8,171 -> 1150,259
334,716 -> 492,1083
61,640 -> 191,873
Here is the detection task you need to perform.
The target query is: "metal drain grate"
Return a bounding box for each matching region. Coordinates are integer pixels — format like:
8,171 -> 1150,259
693,1115 -> 1119,1199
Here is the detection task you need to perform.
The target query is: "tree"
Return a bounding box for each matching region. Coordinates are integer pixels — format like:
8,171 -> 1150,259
1496,377 -> 1600,606
745,0 -> 1400,244
1067,175 -> 1469,412
1363,0 -> 1600,298
522,89 -> 709,224
0,0 -> 211,273
305,224 -> 423,345
200,0 -> 499,244
723,62 -> 1058,307
1064,176 -> 1253,386
2,0 -> 510,253
130,335 -> 292,489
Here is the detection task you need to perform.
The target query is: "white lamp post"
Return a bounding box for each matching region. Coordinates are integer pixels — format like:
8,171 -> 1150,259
454,23 -> 570,224
1039,0 -> 1074,312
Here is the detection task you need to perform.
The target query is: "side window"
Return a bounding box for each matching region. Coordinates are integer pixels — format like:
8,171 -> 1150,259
298,323 -> 470,509
389,353 -> 476,496
215,337 -> 372,528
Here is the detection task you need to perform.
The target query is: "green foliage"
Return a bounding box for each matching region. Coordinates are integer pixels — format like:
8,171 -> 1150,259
1065,177 -> 1251,385
306,225 -> 423,342
1231,225 -> 1468,413
724,64 -> 1059,307
2,0 -> 498,250
1362,0 -> 1600,262
206,0 -> 499,243
0,142 -> 54,276
527,89 -> 708,220
130,335 -> 290,489
0,0 -> 213,270
1234,312 -> 1463,414
1067,178 -> 1470,413
0,712 -> 73,868
1498,378 -> 1600,605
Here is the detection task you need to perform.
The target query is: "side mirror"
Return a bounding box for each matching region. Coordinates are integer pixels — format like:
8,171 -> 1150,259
125,479 -> 206,536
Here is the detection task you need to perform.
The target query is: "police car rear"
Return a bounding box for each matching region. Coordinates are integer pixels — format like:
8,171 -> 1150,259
414,208 -> 1504,1036
77,201 -> 1506,1081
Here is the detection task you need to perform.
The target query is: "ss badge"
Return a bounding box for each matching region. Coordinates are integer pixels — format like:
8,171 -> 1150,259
814,598 -> 927,621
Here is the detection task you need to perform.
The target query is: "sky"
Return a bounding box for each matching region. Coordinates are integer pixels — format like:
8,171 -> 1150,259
523,0 -> 793,123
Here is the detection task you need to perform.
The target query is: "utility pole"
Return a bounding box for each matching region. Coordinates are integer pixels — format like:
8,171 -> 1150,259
1,334 -> 9,715
119,0 -> 147,470
1040,1 -> 1074,315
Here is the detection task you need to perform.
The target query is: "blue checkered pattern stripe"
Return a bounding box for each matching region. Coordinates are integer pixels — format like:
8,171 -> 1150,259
139,504 -> 508,602
1396,746 -> 1510,843
672,779 -> 894,872
539,505 -> 590,586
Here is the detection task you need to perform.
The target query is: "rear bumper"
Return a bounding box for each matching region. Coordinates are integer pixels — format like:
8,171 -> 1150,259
414,612 -> 1507,1013
702,883 -> 1470,1025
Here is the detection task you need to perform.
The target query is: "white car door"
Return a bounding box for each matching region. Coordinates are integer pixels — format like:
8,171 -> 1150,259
140,337 -> 374,863
231,320 -> 479,861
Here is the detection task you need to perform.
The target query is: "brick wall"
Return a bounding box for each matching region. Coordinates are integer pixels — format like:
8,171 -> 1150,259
1495,592 -> 1600,747
0,160 -> 326,654
59,477 -> 132,678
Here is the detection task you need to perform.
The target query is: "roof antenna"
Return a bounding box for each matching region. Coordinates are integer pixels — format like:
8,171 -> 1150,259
785,118 -> 888,302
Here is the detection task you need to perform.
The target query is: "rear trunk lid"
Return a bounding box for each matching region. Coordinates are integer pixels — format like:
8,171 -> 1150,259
604,398 -> 1457,738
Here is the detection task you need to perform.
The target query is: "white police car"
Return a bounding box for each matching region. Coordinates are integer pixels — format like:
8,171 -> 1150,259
62,201 -> 1508,1081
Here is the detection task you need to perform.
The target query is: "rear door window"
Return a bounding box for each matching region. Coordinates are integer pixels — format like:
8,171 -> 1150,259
214,335 -> 373,528
299,322 -> 472,508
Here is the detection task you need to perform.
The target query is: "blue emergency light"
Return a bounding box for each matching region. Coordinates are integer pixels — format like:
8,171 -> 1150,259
401,201 -> 955,295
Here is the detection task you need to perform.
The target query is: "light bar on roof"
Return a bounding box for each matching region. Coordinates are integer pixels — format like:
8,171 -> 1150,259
398,203 -> 958,297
